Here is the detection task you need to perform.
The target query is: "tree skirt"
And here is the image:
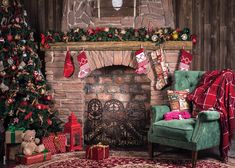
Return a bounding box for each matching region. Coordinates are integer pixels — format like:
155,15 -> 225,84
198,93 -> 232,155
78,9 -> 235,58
14,151 -> 230,168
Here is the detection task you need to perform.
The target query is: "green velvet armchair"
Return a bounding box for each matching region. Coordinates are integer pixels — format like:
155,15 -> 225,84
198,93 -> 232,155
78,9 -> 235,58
148,71 -> 221,168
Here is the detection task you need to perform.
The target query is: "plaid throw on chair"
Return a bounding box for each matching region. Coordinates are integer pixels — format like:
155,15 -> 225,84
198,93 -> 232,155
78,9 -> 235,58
188,69 -> 235,161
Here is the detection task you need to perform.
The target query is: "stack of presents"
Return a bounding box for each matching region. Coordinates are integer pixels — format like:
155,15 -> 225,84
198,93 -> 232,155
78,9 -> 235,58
3,113 -> 110,165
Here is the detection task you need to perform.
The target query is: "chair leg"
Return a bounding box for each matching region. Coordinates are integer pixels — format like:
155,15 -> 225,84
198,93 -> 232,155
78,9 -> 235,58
192,151 -> 198,168
148,142 -> 154,159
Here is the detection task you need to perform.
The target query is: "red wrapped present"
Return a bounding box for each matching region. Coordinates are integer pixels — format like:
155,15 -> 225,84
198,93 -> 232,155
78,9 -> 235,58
42,133 -> 66,155
86,143 -> 109,160
16,150 -> 51,165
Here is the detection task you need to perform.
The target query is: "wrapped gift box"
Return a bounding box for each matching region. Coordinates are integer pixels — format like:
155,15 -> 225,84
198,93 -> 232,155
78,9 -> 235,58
86,144 -> 109,160
42,133 -> 66,155
5,130 -> 23,144
16,150 -> 51,165
7,144 -> 21,160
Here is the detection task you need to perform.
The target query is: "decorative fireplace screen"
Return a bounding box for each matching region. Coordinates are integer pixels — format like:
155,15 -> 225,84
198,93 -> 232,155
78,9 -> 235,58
84,98 -> 147,147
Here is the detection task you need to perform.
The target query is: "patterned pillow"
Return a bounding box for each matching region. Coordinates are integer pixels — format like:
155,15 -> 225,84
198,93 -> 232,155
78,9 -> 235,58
167,90 -> 190,111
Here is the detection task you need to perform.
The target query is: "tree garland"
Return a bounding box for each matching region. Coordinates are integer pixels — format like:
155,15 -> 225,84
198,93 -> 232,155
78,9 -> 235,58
41,27 -> 196,48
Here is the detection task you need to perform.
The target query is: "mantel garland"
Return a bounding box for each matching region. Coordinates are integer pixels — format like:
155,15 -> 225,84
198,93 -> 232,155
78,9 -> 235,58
41,27 -> 196,49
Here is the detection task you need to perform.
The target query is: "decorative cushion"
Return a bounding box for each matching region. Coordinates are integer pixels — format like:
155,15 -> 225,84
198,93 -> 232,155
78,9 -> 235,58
164,110 -> 191,121
167,90 -> 190,111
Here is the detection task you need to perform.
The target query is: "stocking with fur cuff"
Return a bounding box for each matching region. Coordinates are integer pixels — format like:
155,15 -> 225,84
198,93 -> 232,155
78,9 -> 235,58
179,49 -> 193,70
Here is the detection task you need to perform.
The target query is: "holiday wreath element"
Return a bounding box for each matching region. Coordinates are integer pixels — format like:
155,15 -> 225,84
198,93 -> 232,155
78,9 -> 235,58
41,27 -> 194,48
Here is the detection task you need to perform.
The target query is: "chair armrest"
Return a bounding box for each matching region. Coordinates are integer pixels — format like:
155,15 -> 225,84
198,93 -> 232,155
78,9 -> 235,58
198,110 -> 220,122
191,110 -> 220,143
151,105 -> 170,123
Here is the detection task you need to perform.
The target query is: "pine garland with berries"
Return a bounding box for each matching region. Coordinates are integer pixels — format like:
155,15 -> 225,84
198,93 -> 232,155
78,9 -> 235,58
0,0 -> 63,137
41,27 -> 196,49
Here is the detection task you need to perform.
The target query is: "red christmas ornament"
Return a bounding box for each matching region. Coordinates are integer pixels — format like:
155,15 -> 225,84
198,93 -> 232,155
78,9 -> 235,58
7,98 -> 14,104
64,112 -> 83,152
45,95 -> 53,101
191,34 -> 197,44
47,119 -> 52,125
11,65 -> 16,70
7,34 -> 13,42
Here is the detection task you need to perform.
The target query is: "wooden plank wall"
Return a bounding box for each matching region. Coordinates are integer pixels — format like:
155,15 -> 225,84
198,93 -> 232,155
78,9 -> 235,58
23,0 -> 63,33
22,0 -> 235,71
173,0 -> 235,71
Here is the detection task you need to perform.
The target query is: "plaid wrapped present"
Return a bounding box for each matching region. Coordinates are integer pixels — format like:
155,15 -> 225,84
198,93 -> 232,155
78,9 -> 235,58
42,133 -> 66,155
16,150 -> 51,165
86,143 -> 109,160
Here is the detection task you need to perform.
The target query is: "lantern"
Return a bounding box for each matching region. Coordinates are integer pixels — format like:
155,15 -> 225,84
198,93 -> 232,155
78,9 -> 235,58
64,112 -> 83,151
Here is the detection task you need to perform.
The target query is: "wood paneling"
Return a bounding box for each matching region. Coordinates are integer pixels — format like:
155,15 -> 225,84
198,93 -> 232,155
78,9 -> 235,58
173,0 -> 235,70
23,0 -> 63,33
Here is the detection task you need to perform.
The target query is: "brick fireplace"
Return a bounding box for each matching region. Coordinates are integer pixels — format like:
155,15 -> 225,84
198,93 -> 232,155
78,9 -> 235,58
43,0 -> 192,146
44,41 -> 192,146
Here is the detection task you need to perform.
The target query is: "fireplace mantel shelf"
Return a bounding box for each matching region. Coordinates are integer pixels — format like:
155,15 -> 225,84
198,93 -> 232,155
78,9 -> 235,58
43,41 -> 192,51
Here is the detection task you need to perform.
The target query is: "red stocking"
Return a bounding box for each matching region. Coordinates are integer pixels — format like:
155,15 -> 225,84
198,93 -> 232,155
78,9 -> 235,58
179,49 -> 193,70
63,50 -> 74,78
135,48 -> 149,74
77,51 -> 91,78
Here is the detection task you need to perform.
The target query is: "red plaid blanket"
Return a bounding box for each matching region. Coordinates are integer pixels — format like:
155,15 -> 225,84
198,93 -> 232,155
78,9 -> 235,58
188,69 -> 235,160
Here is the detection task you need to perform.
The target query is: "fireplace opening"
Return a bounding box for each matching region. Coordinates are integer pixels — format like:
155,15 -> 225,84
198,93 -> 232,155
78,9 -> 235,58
84,65 -> 151,147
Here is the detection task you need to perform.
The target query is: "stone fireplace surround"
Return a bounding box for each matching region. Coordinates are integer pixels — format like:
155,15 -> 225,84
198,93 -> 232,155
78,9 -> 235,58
44,41 -> 192,124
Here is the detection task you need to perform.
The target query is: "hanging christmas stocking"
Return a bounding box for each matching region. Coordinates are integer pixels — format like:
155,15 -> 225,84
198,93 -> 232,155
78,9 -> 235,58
179,49 -> 193,70
77,51 -> 91,78
63,49 -> 74,78
135,48 -> 149,74
151,48 -> 169,90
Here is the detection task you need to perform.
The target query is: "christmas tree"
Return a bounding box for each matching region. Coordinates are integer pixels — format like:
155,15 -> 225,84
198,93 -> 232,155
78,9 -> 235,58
0,0 -> 63,137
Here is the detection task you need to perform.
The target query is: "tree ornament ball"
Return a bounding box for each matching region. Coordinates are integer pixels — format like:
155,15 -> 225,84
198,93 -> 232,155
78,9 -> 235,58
0,71 -> 6,76
104,27 -> 109,32
11,65 -> 17,70
181,33 -> 188,41
120,29 -> 126,35
108,34 -> 113,38
191,35 -> 197,44
7,98 -> 14,104
46,95 -> 52,100
172,31 -> 179,40
7,34 -> 13,42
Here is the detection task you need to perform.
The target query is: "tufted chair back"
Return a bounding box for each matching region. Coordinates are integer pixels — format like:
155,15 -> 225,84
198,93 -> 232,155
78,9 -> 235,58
174,71 -> 205,92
